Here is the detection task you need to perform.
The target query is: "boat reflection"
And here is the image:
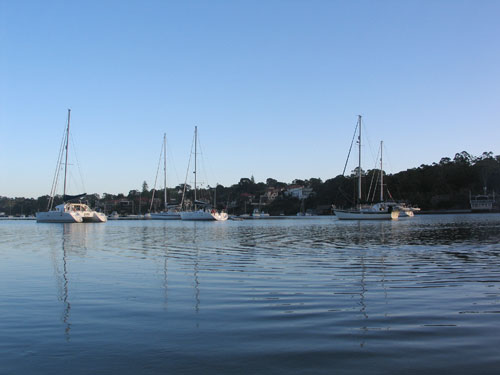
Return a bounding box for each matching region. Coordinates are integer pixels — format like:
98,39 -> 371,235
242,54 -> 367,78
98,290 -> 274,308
50,223 -> 101,340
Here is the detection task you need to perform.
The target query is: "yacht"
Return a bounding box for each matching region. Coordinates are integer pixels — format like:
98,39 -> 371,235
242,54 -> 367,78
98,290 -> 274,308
149,133 -> 181,220
36,109 -> 107,224
37,202 -> 107,223
334,116 -> 399,220
179,127 -> 228,221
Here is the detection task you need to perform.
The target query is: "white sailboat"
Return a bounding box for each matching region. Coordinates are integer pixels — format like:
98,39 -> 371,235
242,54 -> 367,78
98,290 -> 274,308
36,110 -> 107,223
180,127 -> 228,221
149,133 -> 181,220
334,115 -> 399,220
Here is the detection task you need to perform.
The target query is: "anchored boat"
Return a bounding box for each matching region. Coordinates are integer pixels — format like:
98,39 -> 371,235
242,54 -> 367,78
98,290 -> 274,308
36,109 -> 107,223
179,127 -> 228,221
334,115 -> 399,220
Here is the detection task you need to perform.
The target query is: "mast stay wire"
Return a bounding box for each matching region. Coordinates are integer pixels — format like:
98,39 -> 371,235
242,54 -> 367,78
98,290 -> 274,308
181,131 -> 195,209
149,138 -> 164,212
165,136 -> 181,189
362,118 -> 383,202
48,124 -> 67,210
196,131 -> 215,195
367,146 -> 381,202
337,117 -> 361,207
341,119 -> 358,176
381,141 -> 399,200
362,117 -> 379,174
69,132 -> 87,195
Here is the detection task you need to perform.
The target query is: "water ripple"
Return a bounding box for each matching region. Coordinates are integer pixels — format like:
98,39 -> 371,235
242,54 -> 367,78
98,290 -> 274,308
1,214 -> 500,374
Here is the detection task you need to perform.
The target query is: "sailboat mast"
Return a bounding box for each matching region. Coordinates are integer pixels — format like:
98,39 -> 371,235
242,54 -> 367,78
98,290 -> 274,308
163,133 -> 167,210
194,126 -> 197,210
358,115 -> 362,204
380,140 -> 383,202
63,109 -> 71,200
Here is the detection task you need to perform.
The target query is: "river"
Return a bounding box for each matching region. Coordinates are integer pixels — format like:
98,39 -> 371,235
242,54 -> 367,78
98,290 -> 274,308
1,214 -> 500,374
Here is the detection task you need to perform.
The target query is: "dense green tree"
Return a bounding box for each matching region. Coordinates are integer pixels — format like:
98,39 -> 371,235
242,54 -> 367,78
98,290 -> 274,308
2,151 -> 499,215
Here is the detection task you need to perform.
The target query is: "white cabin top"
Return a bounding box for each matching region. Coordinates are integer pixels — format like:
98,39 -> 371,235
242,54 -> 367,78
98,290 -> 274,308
56,203 -> 92,212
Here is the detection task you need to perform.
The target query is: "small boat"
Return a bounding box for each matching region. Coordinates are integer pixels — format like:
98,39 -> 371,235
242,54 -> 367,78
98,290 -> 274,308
180,127 -> 228,221
108,211 -> 120,220
334,116 -> 398,220
251,209 -> 269,218
36,110 -> 107,224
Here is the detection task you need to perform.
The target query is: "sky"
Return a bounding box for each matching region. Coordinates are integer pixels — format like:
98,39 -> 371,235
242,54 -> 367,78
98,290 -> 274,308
1,0 -> 499,198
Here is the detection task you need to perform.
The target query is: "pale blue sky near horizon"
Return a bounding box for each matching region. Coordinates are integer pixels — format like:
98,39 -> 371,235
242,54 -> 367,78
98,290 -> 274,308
1,0 -> 499,198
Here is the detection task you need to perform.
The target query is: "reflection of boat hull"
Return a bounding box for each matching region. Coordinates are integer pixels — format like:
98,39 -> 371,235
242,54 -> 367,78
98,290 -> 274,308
335,209 -> 399,220
150,212 -> 181,220
180,210 -> 228,221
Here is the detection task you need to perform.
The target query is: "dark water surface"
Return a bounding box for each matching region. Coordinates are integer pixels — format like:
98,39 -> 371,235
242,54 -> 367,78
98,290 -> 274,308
1,214 -> 500,374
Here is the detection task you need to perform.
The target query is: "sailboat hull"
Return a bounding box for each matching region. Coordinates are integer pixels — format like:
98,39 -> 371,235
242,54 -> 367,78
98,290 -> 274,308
180,210 -> 228,221
150,212 -> 181,220
81,212 -> 108,222
37,203 -> 107,223
334,209 -> 398,220
36,211 -> 83,223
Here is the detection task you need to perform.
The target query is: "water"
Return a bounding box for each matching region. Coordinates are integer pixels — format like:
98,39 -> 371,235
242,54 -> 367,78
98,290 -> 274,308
1,215 -> 500,374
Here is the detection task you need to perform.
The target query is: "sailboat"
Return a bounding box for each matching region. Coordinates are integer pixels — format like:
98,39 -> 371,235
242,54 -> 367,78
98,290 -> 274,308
150,134 -> 181,220
334,115 -> 399,220
36,110 -> 107,223
180,127 -> 228,221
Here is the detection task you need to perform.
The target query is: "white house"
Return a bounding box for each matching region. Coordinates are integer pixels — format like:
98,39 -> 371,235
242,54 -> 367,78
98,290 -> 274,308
285,186 -> 314,200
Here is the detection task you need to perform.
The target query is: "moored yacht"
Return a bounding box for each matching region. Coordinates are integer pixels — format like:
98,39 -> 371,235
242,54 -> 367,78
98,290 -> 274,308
149,134 -> 181,220
36,109 -> 107,224
179,127 -> 228,221
333,116 -> 398,220
37,202 -> 107,223
335,202 -> 398,220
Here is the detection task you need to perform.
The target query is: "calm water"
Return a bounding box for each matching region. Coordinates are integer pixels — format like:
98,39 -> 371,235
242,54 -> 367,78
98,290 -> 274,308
1,215 -> 500,374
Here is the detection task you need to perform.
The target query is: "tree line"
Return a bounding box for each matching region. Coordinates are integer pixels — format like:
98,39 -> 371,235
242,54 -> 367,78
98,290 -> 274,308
1,151 -> 499,216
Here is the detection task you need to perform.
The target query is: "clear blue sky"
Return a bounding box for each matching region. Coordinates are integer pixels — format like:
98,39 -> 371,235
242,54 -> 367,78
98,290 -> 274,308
1,0 -> 499,198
